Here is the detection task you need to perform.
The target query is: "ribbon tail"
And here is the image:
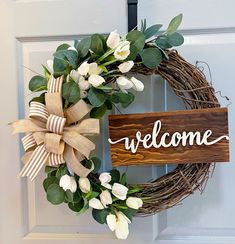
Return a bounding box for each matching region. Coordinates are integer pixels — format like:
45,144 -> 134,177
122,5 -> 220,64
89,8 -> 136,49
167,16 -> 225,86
10,119 -> 47,134
19,145 -> 50,181
64,145 -> 93,178
63,131 -> 95,158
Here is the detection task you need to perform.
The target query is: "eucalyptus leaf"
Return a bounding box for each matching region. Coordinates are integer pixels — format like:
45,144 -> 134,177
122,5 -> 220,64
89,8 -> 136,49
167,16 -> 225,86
75,37 -> 91,57
155,36 -> 172,50
110,169 -> 120,184
56,43 -> 70,51
166,13 -> 183,34
120,208 -> 137,221
144,24 -> 162,39
47,184 -> 65,205
62,80 -> 80,104
53,57 -> 68,75
90,104 -> 107,118
140,47 -> 163,69
111,92 -> 135,108
53,50 -> 78,69
90,157 -> 101,173
68,198 -> 84,212
167,32 -> 184,46
28,75 -> 47,92
43,176 -> 59,192
30,92 -> 45,105
92,209 -> 109,224
90,34 -> 105,55
126,30 -> 145,60
87,87 -> 107,107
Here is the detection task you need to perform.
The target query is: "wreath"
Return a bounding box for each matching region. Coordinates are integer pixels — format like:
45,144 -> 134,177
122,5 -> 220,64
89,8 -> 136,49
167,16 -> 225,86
10,14 -> 219,240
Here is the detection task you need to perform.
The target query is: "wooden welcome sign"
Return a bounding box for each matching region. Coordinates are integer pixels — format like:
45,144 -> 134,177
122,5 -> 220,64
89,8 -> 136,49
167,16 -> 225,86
108,108 -> 229,167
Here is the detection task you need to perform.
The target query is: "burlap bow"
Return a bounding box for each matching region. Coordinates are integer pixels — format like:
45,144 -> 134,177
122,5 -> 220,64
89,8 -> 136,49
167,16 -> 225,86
10,76 -> 99,181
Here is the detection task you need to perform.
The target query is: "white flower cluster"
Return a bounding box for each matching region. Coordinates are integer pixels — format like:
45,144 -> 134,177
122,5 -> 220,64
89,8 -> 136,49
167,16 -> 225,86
47,30 -> 144,98
59,173 -> 143,240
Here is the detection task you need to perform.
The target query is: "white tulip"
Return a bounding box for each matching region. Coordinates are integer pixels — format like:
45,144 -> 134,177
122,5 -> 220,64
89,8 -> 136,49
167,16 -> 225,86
88,74 -> 105,87
126,197 -> 143,210
114,41 -> 130,60
89,62 -> 102,75
112,183 -> 128,200
78,177 -> 91,193
100,190 -> 112,207
115,220 -> 129,240
106,214 -> 117,232
78,76 -> 90,90
118,61 -> 134,73
46,59 -> 54,74
107,30 -> 121,49
70,69 -> 80,82
78,61 -> 90,76
99,172 -> 112,189
116,76 -> 133,93
89,198 -> 104,209
59,175 -> 77,193
116,211 -> 131,224
130,77 -> 144,91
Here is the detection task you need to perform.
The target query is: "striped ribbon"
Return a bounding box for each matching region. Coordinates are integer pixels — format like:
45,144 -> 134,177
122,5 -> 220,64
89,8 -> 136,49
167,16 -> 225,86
48,76 -> 63,93
49,153 -> 65,166
29,102 -> 49,122
21,133 -> 37,151
46,114 -> 66,134
19,144 -> 50,181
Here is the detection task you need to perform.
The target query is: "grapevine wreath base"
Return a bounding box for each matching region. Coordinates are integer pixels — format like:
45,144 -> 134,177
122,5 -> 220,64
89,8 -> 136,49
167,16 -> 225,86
10,14 -> 223,240
132,50 -> 218,216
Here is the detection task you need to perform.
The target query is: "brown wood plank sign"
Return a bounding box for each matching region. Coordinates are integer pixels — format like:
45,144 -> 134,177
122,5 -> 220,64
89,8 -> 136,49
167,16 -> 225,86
108,108 -> 230,167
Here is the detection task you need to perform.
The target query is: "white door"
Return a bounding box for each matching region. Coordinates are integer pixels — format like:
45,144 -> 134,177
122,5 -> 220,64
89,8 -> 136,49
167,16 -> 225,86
1,0 -> 235,244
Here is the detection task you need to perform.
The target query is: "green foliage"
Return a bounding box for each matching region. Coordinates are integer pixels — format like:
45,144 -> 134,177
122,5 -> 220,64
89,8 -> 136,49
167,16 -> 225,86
87,87 -> 107,107
90,34 -> 106,55
90,104 -> 107,118
68,198 -> 85,212
53,57 -> 68,76
140,19 -> 147,32
75,37 -> 91,57
92,209 -> 110,224
167,32 -> 184,46
140,47 -> 163,69
126,30 -> 145,60
56,43 -> 70,51
46,184 -> 65,205
111,92 -> 135,108
120,208 -> 137,221
144,24 -> 162,39
45,166 -> 58,175
30,92 -> 45,105
53,49 -> 78,69
28,75 -> 47,92
120,172 -> 127,186
110,169 -> 120,184
62,80 -> 80,104
43,176 -> 59,192
90,157 -> 101,173
166,13 -> 183,34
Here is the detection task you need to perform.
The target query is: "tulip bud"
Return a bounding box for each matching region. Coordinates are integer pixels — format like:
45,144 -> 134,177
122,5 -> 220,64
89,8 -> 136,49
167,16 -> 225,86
78,61 -> 89,76
88,62 -> 102,75
99,172 -> 112,189
88,74 -> 105,87
89,198 -> 104,209
78,76 -> 90,90
126,197 -> 143,210
106,214 -> 117,231
107,30 -> 121,49
116,76 -> 133,93
114,41 -> 130,60
112,183 -> 128,200
78,177 -> 91,193
118,61 -> 134,73
130,77 -> 144,91
59,175 -> 77,193
70,69 -> 80,82
115,220 -> 129,240
100,190 -> 112,207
